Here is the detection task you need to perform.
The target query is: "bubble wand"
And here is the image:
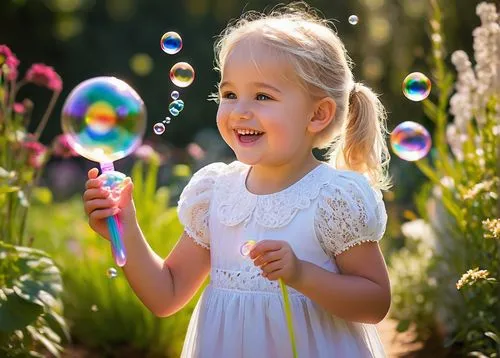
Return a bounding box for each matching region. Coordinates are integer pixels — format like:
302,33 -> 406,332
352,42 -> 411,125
61,76 -> 146,267
241,240 -> 298,357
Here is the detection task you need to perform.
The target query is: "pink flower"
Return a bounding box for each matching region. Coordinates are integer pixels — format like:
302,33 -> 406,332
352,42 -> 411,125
23,139 -> 48,169
25,63 -> 62,92
51,134 -> 78,158
133,144 -> 160,163
0,45 -> 13,64
13,102 -> 25,114
187,143 -> 205,160
0,45 -> 20,81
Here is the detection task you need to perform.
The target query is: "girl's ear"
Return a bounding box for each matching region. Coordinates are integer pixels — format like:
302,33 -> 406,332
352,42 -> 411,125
308,97 -> 336,134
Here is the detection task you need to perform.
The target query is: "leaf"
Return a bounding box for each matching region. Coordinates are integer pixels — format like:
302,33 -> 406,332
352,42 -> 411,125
485,331 -> 500,345
395,319 -> 411,332
422,100 -> 438,122
31,187 -> 53,205
0,185 -> 20,194
0,288 -> 44,332
26,325 -> 62,357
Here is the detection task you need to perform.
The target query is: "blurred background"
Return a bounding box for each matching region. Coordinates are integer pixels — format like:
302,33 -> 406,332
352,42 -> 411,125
0,0 -> 483,202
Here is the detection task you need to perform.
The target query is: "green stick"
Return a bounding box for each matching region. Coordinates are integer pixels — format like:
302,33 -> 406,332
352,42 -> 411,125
279,278 -> 298,358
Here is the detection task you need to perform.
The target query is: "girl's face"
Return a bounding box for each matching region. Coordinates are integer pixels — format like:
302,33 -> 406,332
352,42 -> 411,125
216,38 -> 317,167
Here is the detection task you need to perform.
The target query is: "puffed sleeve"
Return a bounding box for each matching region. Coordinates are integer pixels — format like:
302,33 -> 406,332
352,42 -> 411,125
177,163 -> 226,249
314,173 -> 387,257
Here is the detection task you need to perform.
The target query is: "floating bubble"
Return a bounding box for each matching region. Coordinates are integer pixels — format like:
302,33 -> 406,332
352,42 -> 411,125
153,122 -> 165,135
171,91 -> 179,100
390,121 -> 432,161
91,304 -> 98,312
170,62 -> 195,88
106,267 -> 118,279
160,31 -> 183,55
240,240 -> 256,257
348,15 -> 359,25
99,171 -> 127,200
163,116 -> 171,124
61,77 -> 146,163
168,100 -> 184,117
402,72 -> 431,101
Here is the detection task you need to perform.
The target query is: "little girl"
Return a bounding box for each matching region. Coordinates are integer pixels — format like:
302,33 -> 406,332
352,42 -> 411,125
83,3 -> 391,357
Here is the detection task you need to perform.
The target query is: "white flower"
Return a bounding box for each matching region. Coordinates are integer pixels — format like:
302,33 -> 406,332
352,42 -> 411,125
446,124 -> 466,161
449,2 -> 499,133
401,219 -> 437,247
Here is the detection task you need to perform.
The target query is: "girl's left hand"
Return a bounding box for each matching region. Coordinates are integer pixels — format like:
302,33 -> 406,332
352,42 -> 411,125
249,240 -> 303,284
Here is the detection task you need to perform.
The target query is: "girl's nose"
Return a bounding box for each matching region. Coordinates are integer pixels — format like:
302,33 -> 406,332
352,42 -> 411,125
231,104 -> 252,121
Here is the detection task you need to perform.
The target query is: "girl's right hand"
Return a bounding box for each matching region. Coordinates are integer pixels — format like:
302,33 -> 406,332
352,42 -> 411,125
83,168 -> 136,240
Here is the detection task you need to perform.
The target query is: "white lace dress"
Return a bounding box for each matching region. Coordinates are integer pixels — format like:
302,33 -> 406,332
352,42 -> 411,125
177,161 -> 388,358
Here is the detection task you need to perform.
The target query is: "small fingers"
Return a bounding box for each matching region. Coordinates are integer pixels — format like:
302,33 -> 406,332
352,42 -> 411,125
89,207 -> 120,220
253,249 -> 283,267
265,269 -> 285,281
84,198 -> 116,215
88,168 -> 99,179
249,240 -> 284,259
261,260 -> 282,275
83,188 -> 109,202
85,178 -> 103,190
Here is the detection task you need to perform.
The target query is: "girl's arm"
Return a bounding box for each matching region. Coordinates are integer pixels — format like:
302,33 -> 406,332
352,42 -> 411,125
251,241 -> 390,324
122,224 -> 210,317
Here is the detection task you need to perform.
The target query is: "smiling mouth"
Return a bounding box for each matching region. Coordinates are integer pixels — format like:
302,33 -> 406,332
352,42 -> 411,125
234,129 -> 265,144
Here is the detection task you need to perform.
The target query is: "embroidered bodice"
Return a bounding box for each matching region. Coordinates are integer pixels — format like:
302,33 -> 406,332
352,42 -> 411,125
178,161 -> 386,256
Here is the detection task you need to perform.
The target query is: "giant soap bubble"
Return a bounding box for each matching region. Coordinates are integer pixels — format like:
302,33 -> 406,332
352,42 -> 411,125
61,76 -> 146,163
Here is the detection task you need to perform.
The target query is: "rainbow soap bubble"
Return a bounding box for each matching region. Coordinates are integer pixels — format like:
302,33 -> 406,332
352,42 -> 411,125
171,90 -> 180,100
390,121 -> 432,161
106,267 -> 118,279
402,72 -> 431,101
161,31 -> 183,55
348,15 -> 359,25
170,62 -> 195,88
100,171 -> 127,200
61,77 -> 146,163
240,240 -> 256,257
169,99 -> 184,116
153,122 -> 165,135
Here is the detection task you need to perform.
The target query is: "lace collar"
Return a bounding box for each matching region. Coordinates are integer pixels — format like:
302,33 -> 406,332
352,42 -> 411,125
214,162 -> 334,228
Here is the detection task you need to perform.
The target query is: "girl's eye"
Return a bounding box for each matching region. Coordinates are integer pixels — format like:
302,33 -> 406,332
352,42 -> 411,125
256,93 -> 271,101
221,92 -> 236,99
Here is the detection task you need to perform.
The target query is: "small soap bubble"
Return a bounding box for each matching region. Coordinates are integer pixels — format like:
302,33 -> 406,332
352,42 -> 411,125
106,267 -> 118,279
390,121 -> 432,161
168,100 -> 184,117
402,72 -> 431,101
171,91 -> 180,100
170,62 -> 195,88
160,31 -> 183,55
91,304 -> 98,312
153,122 -> 166,135
348,15 -> 359,25
163,116 -> 171,124
240,240 -> 256,257
99,171 -> 127,200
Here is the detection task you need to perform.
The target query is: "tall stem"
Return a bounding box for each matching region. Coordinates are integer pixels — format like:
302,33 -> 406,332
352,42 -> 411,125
34,90 -> 59,141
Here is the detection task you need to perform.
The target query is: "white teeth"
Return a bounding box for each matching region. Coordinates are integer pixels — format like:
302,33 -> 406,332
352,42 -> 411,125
236,129 -> 263,135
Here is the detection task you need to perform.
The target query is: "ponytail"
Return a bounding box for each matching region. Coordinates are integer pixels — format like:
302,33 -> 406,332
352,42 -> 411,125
327,83 -> 392,191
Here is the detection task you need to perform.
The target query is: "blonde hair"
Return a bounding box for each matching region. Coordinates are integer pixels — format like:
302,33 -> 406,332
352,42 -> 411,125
213,2 -> 392,190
